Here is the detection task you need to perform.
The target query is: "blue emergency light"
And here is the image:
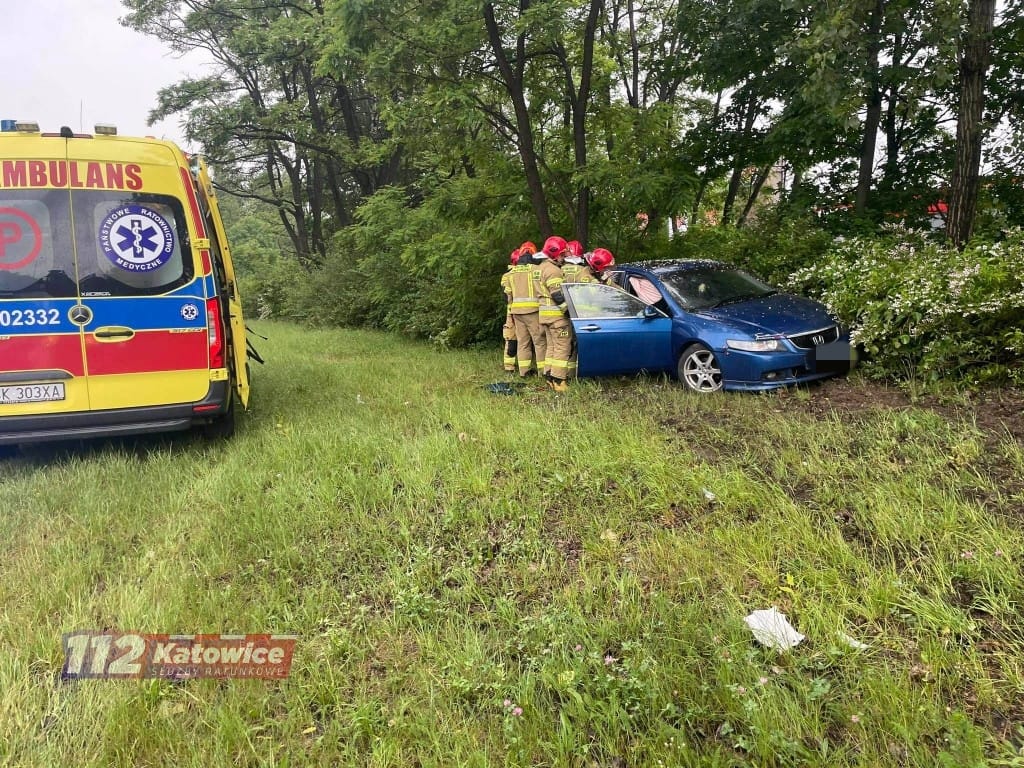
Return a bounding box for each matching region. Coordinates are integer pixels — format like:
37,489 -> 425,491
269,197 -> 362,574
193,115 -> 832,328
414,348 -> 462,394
1,120 -> 17,132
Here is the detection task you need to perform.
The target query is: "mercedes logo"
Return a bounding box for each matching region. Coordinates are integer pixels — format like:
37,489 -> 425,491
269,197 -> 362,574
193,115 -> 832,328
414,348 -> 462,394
68,305 -> 93,326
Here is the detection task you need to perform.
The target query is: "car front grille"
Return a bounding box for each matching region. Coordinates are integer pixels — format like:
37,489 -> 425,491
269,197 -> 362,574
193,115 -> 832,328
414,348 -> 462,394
788,326 -> 839,349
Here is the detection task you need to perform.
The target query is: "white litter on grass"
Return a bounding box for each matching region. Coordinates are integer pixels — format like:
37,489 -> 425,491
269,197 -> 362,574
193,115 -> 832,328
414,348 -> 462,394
744,607 -> 805,651
838,631 -> 869,650
702,488 -> 717,502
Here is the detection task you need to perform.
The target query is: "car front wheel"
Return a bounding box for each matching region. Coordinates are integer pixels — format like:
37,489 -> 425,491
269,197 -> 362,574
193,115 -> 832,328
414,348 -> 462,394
677,344 -> 723,393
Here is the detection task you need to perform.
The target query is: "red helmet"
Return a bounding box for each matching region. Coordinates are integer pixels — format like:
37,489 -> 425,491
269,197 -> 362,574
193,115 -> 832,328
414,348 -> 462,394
543,235 -> 568,259
519,240 -> 538,256
510,247 -> 521,265
587,247 -> 615,272
566,240 -> 583,257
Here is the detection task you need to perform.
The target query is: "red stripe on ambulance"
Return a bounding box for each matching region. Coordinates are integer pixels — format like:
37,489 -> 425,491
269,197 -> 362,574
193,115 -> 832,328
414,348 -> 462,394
84,330 -> 208,375
0,333 -> 85,376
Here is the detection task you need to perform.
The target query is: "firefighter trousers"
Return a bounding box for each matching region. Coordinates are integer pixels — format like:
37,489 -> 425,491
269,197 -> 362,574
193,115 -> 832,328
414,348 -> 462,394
542,317 -> 572,381
513,312 -> 545,377
502,312 -> 517,372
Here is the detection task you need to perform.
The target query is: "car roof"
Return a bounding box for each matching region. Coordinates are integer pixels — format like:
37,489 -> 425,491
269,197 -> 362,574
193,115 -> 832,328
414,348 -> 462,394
622,259 -> 732,274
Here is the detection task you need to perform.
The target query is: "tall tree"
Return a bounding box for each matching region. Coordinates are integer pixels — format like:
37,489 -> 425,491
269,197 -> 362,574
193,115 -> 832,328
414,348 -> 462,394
946,0 -> 997,247
483,2 -> 555,237
854,0 -> 887,215
122,0 -> 400,263
551,0 -> 603,243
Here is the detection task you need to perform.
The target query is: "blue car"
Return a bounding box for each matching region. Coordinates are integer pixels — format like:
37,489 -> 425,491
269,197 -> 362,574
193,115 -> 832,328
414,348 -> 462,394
562,259 -> 854,392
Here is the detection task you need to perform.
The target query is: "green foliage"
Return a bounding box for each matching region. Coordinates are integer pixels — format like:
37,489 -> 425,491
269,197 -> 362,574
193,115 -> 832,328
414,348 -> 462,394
261,176 -> 534,346
123,0 -> 1024,386
789,226 -> 1024,384
217,193 -> 297,320
672,210 -> 835,285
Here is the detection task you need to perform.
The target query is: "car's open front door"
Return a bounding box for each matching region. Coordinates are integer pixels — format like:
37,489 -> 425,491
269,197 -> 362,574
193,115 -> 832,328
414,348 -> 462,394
564,283 -> 673,377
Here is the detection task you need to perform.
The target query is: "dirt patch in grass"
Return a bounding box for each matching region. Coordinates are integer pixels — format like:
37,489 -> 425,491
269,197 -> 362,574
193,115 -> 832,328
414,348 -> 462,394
950,387 -> 1024,445
769,378 -> 1024,444
773,377 -> 914,415
770,380 -> 1023,517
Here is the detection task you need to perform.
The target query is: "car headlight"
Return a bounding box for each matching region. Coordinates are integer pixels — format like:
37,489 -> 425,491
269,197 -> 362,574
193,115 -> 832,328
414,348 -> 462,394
726,338 -> 781,352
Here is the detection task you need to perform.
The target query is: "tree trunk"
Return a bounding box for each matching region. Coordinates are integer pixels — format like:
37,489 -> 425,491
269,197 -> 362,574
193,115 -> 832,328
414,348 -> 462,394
790,166 -> 804,200
484,2 -> 553,238
946,0 -> 997,249
880,30 -> 905,192
568,0 -> 602,245
737,161 -> 775,227
692,91 -> 723,224
855,0 -> 886,215
721,95 -> 758,226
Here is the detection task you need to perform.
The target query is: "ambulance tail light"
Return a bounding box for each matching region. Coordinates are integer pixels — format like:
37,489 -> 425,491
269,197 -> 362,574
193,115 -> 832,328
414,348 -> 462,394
206,298 -> 225,369
94,124 -> 118,136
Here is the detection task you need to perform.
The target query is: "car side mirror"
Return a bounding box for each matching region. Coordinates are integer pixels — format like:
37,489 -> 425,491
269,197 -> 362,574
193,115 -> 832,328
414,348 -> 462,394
642,305 -> 661,319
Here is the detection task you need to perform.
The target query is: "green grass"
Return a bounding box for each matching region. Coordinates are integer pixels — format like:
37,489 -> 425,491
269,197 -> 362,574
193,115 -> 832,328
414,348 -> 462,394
1,320 -> 1022,767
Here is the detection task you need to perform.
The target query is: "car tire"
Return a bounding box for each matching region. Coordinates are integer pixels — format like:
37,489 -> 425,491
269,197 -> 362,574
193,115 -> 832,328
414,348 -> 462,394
677,343 -> 724,393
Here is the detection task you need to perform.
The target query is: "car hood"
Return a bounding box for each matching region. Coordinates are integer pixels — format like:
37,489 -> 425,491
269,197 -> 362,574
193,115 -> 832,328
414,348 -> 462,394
695,293 -> 835,336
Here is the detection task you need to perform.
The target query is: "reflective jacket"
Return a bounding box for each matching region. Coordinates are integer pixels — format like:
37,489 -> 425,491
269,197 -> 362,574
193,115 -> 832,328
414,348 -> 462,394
561,263 -> 596,284
508,264 -> 539,314
535,259 -> 566,324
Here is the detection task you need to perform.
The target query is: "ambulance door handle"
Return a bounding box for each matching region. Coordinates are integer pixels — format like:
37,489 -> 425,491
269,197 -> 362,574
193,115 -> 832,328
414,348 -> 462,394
93,326 -> 136,341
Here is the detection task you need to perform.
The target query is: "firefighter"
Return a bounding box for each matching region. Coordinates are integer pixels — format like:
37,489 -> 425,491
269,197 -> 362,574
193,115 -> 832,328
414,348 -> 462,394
508,242 -> 544,377
561,240 -> 596,284
536,235 -> 572,392
586,247 -> 616,285
559,241 -> 594,380
500,248 -> 520,373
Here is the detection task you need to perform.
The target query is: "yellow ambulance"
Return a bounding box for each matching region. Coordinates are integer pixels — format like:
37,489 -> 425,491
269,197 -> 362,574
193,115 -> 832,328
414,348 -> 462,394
0,120 -> 249,446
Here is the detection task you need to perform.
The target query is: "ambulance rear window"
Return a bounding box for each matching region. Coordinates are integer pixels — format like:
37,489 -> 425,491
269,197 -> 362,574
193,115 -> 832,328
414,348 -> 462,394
0,190 -> 77,298
75,192 -> 193,296
0,190 -> 193,299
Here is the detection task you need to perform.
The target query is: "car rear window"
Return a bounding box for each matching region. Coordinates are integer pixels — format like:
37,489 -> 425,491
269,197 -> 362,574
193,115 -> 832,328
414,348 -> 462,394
0,190 -> 193,300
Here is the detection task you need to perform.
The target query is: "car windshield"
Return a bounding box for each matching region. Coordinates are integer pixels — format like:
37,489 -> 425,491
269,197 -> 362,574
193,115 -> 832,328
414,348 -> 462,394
655,266 -> 777,310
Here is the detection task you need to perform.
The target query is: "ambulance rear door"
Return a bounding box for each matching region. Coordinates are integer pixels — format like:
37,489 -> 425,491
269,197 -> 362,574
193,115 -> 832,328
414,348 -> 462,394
70,140 -> 212,411
193,156 -> 249,408
0,143 -> 90,417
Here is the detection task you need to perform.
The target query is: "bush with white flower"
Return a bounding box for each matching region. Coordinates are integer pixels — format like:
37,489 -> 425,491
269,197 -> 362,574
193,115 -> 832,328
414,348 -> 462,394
787,226 -> 1024,384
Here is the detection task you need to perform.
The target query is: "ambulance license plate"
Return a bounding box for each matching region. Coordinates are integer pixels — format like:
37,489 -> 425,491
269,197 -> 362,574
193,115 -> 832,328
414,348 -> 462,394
0,383 -> 66,404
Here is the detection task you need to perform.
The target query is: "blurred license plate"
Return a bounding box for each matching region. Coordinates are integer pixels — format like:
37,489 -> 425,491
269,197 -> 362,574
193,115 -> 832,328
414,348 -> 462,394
812,340 -> 851,373
0,382 -> 66,404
